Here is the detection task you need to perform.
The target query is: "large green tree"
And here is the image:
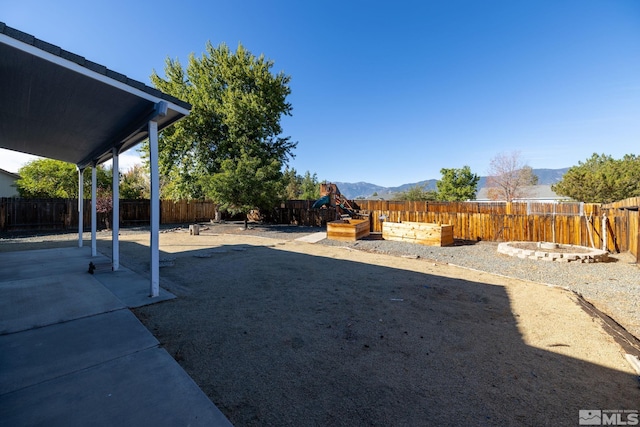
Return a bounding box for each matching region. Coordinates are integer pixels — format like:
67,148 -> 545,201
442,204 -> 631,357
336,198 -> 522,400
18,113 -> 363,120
300,171 -> 320,200
552,153 -> 640,203
436,166 -> 480,201
278,168 -> 321,200
16,159 -> 111,198
201,149 -> 283,228
120,164 -> 150,199
280,167 -> 301,200
144,41 -> 296,200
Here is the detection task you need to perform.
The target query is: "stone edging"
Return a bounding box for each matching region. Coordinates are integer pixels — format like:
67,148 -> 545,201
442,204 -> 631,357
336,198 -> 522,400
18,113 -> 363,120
497,242 -> 608,263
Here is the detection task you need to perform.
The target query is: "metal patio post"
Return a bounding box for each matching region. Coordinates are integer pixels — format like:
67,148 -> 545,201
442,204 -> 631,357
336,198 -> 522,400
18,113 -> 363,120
149,119 -> 160,297
77,166 -> 84,247
91,163 -> 97,256
112,147 -> 119,270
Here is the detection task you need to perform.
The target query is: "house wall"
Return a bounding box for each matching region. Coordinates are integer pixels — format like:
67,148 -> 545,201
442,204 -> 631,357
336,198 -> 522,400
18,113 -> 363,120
0,172 -> 18,197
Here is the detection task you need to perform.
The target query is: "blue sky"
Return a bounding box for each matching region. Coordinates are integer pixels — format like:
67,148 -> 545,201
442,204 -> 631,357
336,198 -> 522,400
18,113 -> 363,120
2,0 -> 639,187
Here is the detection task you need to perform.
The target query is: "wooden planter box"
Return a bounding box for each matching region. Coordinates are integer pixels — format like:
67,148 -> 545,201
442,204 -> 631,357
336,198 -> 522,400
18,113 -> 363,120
382,221 -> 454,246
327,218 -> 370,242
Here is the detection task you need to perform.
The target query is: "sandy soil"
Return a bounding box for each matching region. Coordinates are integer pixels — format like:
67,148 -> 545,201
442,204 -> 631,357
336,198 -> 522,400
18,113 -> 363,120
3,229 -> 639,425
99,230 -> 638,427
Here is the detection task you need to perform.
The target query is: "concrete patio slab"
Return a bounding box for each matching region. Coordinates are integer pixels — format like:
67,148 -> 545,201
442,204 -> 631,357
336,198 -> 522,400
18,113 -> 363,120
0,247 -> 111,281
0,309 -> 158,395
0,272 -> 125,334
92,268 -> 175,308
0,246 -> 232,426
0,345 -> 231,426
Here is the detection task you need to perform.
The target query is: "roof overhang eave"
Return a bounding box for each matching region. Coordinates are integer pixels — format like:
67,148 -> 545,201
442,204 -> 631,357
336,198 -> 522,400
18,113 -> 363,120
0,23 -> 191,169
0,31 -> 191,115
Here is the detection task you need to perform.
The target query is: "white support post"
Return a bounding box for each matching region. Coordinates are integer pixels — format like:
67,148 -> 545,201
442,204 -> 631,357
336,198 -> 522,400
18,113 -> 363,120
112,147 -> 120,271
149,120 -> 160,297
77,166 -> 84,248
91,164 -> 97,257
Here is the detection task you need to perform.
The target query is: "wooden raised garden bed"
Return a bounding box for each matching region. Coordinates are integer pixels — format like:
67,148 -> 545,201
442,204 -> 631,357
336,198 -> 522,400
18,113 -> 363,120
327,218 -> 370,242
382,221 -> 454,246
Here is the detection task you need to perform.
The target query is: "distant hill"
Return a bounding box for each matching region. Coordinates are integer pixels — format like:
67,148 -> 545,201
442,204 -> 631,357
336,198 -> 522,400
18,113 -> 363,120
334,168 -> 569,199
332,182 -> 388,199
529,168 -> 570,184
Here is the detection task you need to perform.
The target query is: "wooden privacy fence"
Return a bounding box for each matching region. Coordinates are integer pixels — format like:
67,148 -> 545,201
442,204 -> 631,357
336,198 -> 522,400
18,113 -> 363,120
0,198 -> 218,232
352,200 -> 603,244
2,197 -> 638,262
277,198 -> 639,261
602,197 -> 640,262
273,200 -> 336,227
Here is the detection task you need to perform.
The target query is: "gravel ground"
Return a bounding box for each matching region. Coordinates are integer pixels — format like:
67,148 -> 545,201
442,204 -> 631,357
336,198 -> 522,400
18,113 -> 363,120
317,232 -> 640,340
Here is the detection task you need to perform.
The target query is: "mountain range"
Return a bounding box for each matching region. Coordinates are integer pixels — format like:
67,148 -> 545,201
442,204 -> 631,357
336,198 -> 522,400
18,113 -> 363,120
334,168 -> 569,199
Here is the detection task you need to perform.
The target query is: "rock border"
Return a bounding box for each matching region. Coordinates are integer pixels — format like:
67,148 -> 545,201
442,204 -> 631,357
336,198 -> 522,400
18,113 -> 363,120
497,241 -> 608,263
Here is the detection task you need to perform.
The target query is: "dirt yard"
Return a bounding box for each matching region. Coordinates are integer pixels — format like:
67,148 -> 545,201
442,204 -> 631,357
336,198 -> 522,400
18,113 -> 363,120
92,228 -> 636,427
3,228 -> 639,425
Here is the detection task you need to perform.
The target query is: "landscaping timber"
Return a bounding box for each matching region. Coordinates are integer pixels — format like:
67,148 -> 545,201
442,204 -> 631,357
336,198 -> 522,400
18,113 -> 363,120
327,218 -> 370,242
383,221 -> 454,246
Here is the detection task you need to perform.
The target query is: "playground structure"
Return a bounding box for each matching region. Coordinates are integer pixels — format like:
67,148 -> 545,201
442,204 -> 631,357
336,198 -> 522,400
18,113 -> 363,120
313,183 -> 371,242
312,183 -> 361,220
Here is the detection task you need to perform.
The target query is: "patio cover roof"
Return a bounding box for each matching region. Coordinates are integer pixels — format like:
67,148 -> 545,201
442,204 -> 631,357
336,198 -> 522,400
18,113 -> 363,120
0,22 -> 191,168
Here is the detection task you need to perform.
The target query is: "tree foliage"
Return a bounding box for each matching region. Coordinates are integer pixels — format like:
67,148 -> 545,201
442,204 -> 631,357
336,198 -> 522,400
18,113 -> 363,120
552,153 -> 640,203
279,168 -> 320,200
280,167 -> 301,200
395,184 -> 438,201
16,159 -> 111,198
300,171 -> 320,200
486,151 -> 538,201
201,150 -> 283,228
144,41 -> 296,200
436,166 -> 480,201
120,165 -> 150,199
